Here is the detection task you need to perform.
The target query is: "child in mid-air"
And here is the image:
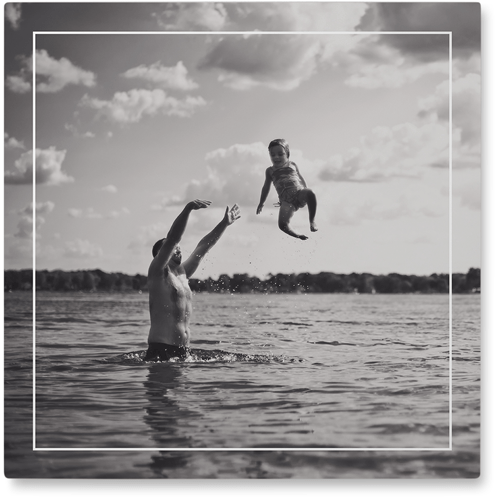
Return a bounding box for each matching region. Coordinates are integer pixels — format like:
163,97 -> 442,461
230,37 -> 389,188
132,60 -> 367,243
256,138 -> 318,240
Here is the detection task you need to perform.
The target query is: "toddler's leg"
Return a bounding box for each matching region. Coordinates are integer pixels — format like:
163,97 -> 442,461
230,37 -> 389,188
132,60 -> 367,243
278,203 -> 308,240
298,189 -> 318,232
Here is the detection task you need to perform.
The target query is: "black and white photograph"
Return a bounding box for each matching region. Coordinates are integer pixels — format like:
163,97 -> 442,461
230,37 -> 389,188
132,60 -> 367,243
3,0 -> 487,486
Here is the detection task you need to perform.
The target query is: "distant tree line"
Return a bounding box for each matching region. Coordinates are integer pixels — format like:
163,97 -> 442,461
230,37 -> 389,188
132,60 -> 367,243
4,268 -> 480,294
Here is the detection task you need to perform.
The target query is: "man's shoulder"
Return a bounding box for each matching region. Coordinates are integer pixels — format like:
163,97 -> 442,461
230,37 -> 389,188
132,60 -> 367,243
148,263 -> 188,282
148,259 -> 169,280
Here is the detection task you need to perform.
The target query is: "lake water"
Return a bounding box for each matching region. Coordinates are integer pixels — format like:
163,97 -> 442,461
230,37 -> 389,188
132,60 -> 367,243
4,291 -> 480,478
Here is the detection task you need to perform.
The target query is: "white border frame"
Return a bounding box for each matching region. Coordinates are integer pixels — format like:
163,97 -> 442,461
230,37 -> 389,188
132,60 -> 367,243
32,30 -> 453,452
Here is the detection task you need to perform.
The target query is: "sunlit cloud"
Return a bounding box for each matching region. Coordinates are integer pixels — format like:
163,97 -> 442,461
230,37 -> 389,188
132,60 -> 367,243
5,3 -> 22,30
418,73 -> 480,169
5,147 -> 74,185
19,201 -> 55,216
63,239 -> 103,258
453,170 -> 481,211
318,69 -> 480,183
35,49 -> 96,92
357,3 -> 480,59
101,184 -> 118,194
64,123 -> 95,138
68,208 -> 102,219
157,142 -> 269,208
199,34 -> 324,91
80,89 -> 207,123
127,222 -> 169,254
13,201 -> 55,239
318,121 -> 449,182
182,3 -> 478,94
106,207 -> 130,218
154,1 -> 367,32
122,61 -> 198,91
154,2 -> 228,31
6,74 -> 30,93
6,49 -> 96,94
341,40 -> 449,89
4,133 -> 25,150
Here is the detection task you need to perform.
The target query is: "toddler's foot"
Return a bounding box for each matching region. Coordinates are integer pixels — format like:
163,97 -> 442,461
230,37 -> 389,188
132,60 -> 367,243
310,221 -> 318,232
298,234 -> 308,240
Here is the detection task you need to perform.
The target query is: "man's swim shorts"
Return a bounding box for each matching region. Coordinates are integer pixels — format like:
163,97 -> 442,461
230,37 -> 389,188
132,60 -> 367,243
144,342 -> 191,361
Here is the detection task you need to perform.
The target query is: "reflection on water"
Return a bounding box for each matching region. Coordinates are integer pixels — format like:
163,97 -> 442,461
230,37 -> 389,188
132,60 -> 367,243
143,363 -> 194,448
4,291 -> 480,478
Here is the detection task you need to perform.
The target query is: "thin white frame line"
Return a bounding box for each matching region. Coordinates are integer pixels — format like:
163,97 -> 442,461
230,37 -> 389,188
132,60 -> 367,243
448,32 -> 454,450
32,30 -> 453,453
32,30 -> 37,451
34,30 -> 452,35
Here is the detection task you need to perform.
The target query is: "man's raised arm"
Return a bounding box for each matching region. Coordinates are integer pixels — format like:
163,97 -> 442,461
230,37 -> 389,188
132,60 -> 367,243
183,204 -> 241,278
151,200 -> 211,269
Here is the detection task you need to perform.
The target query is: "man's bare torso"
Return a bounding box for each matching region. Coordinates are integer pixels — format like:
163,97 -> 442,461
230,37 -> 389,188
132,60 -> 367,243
147,266 -> 192,346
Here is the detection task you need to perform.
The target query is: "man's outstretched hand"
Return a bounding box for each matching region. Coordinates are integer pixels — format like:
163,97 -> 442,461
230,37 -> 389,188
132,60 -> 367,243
188,199 -> 212,210
224,204 -> 241,225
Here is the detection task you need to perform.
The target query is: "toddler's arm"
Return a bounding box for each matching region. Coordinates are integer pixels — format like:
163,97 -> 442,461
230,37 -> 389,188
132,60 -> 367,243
256,168 -> 273,214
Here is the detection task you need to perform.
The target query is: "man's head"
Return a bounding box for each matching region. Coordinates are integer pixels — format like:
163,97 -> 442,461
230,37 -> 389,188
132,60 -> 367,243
152,239 -> 182,264
152,238 -> 165,257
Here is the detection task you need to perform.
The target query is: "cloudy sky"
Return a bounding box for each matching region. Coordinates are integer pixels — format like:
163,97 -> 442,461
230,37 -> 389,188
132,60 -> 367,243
3,2 -> 482,280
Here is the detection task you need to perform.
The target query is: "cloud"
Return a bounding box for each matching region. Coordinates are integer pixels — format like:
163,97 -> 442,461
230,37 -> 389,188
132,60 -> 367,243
327,190 -> 445,227
14,215 -> 35,239
154,2 -> 228,30
340,38 -> 449,89
80,89 -> 206,123
4,133 -> 25,150
5,3 -> 22,30
128,222 -> 169,254
6,74 -> 31,94
13,201 -> 55,239
68,208 -> 102,219
319,70 -> 480,183
418,73 -> 480,169
6,49 -> 96,94
106,207 -> 130,219
318,121 -> 449,183
64,123 -> 95,138
198,31 -> 448,92
122,61 -> 198,91
63,239 -> 103,259
453,170 -> 481,211
189,3 -> 477,92
356,3 -> 480,60
101,184 -> 118,194
227,2 -> 367,31
5,147 -> 74,185
199,34 -> 324,91
155,2 -> 367,32
36,49 -> 96,92
19,201 -> 55,216
158,142 -> 269,208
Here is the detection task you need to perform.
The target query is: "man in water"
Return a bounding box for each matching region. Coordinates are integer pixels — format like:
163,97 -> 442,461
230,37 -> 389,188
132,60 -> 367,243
145,199 -> 241,362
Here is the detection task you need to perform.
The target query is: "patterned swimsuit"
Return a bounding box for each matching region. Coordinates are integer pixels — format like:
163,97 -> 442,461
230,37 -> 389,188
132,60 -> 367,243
270,162 -> 306,210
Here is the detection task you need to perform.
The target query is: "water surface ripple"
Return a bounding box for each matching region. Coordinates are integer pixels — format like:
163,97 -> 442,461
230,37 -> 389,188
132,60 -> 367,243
4,292 -> 479,478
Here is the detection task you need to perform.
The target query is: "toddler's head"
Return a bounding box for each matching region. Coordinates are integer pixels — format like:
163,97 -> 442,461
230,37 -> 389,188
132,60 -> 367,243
268,139 -> 290,158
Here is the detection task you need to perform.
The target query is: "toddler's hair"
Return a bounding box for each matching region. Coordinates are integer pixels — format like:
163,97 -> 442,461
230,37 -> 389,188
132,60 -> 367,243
268,138 -> 290,158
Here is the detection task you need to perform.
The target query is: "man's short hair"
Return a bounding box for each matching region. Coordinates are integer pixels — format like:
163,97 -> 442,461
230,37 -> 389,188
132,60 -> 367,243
152,238 -> 165,257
